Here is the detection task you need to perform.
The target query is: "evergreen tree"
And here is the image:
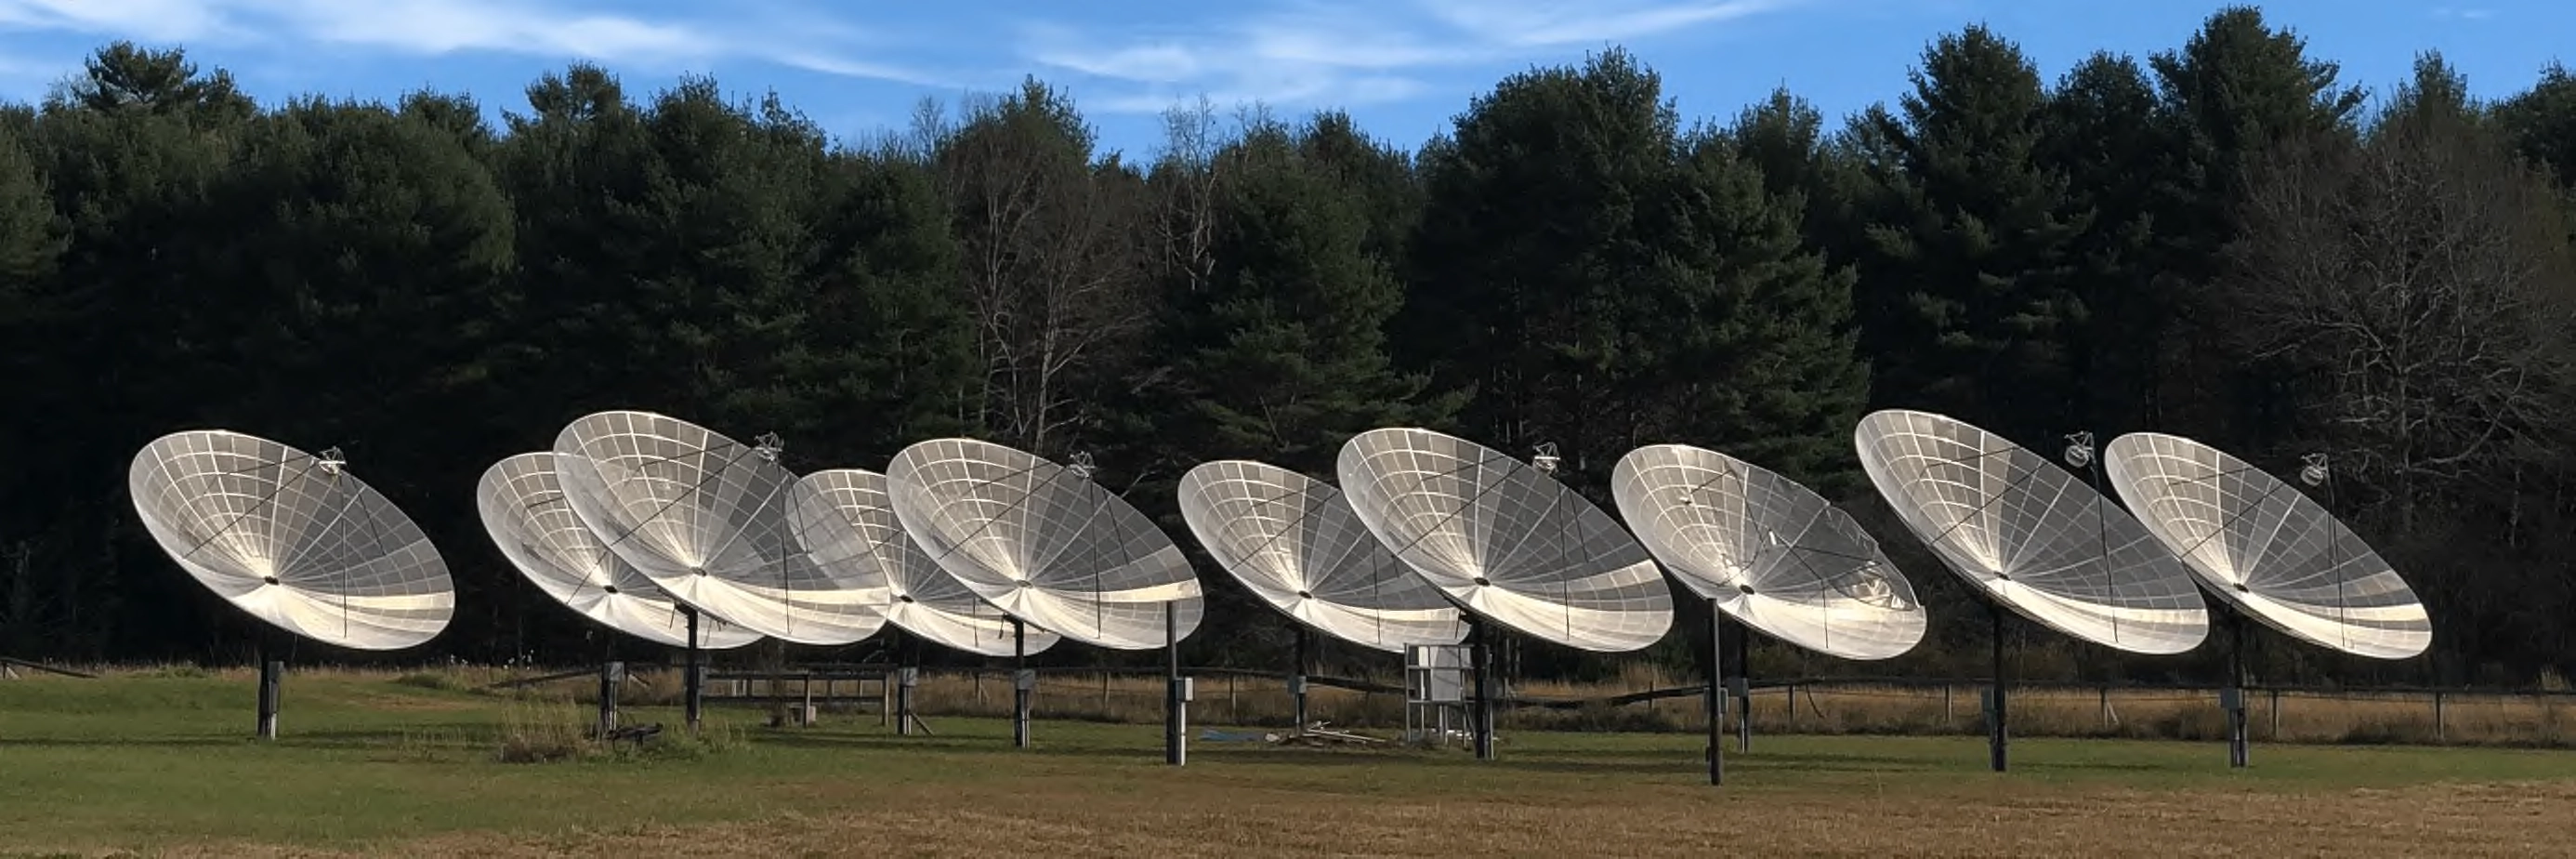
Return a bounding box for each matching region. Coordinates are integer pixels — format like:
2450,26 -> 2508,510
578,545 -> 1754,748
2494,62 -> 2576,191
800,150 -> 979,460
1162,122 -> 1456,475
1406,48 -> 1697,482
0,127 -> 69,656
1860,24 -> 2090,447
1671,135 -> 1871,488
2042,52 -> 2175,433
490,63 -> 662,431
10,45 -> 252,659
2147,7 -> 2369,452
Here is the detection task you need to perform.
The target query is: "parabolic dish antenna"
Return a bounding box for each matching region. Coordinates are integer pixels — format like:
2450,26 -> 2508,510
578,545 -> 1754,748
551,410 -> 887,646
1853,409 -> 2209,654
803,468 -> 1063,657
1610,443 -> 1925,661
884,438 -> 1204,651
475,453 -> 763,650
1334,428 -> 1674,653
2101,432 -> 2431,659
1176,459 -> 1467,653
127,430 -> 454,651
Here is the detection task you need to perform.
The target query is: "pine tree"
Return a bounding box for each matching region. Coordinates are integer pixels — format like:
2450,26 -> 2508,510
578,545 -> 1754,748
1669,136 -> 1871,488
2042,52 -> 2175,433
1860,25 -> 2091,447
1160,122 -> 1455,475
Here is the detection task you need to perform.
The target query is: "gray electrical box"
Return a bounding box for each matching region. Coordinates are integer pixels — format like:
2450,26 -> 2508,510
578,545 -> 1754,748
1406,644 -> 1471,704
1014,668 -> 1037,692
897,667 -> 920,688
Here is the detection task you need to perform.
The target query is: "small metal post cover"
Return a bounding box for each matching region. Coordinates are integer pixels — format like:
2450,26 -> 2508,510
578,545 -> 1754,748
2220,687 -> 2249,768
1013,667 -> 1036,748
895,667 -> 920,736
1167,676 -> 1193,766
256,659 -> 283,741
1705,599 -> 1725,787
597,660 -> 624,736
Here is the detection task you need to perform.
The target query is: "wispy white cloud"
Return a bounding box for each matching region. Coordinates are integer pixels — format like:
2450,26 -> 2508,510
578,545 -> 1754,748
0,0 -> 961,86
1419,0 -> 1793,47
1020,0 -> 1808,114
0,0 -> 241,45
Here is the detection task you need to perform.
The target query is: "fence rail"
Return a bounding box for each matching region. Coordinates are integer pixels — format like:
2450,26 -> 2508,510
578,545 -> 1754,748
528,663 -> 2563,747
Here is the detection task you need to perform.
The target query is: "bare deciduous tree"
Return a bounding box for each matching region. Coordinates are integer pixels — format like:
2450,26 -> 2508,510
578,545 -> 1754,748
927,81 -> 1152,453
1148,96 -> 1226,299
2224,80 -> 2576,531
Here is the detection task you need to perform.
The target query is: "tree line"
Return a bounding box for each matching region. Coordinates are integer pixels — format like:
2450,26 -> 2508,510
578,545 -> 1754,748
2,6 -> 2570,690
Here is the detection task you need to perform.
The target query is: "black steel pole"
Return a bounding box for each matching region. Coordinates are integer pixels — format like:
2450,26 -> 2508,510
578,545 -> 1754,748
255,635 -> 282,741
683,606 -> 703,734
892,628 -> 915,736
1990,603 -> 2008,773
1472,619 -> 1495,760
1165,602 -> 1185,766
1292,627 -> 1311,731
1012,618 -> 1032,748
1706,597 -> 1724,786
597,634 -> 619,738
2228,614 -> 2250,768
1734,620 -> 1752,752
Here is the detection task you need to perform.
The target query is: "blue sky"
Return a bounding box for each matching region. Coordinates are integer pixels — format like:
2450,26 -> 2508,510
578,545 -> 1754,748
0,0 -> 2567,158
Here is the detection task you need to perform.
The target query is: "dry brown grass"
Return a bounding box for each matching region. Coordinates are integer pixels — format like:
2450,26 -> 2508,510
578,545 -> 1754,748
888,664 -> 2576,748
144,777 -> 2576,857
85,662 -> 2576,747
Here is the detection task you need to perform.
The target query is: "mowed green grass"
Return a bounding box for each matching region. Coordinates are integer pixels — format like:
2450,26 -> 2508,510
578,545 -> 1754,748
3,671 -> 2572,857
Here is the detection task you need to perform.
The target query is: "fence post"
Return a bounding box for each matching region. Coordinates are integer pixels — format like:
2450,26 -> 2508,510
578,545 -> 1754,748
1786,684 -> 1797,733
2434,691 -> 2446,744
1228,673 -> 1239,723
2098,686 -> 2110,729
2543,691 -> 2557,739
1943,684 -> 1953,727
2268,688 -> 2280,739
975,670 -> 985,710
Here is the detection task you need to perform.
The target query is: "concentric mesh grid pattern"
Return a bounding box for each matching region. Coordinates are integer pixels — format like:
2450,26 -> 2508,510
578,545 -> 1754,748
552,411 -> 887,645
803,468 -> 1062,657
475,453 -> 763,650
1334,428 -> 1675,654
1610,443 -> 1925,661
1176,459 -> 1467,654
2102,432 -> 2432,659
1854,410 -> 2209,654
126,430 -> 453,651
883,438 -> 1204,651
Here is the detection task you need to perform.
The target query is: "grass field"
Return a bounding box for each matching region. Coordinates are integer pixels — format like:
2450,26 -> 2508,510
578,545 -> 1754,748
4,667 -> 2573,857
